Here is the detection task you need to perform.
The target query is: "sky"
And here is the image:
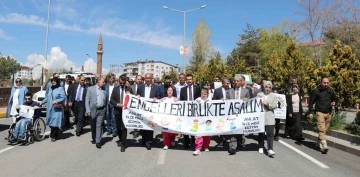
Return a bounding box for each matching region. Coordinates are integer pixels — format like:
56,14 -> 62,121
0,0 -> 305,74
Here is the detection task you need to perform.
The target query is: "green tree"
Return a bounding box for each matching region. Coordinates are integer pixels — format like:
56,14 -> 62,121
193,51 -> 227,83
169,68 -> 179,84
0,56 -> 21,80
188,19 -> 212,74
315,40 -> 360,107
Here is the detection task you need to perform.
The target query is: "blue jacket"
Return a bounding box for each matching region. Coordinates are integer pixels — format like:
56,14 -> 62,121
41,87 -> 66,127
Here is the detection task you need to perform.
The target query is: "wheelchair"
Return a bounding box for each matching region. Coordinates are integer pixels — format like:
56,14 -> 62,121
6,116 -> 46,145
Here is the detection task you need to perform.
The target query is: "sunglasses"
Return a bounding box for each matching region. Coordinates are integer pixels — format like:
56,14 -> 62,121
15,80 -> 21,83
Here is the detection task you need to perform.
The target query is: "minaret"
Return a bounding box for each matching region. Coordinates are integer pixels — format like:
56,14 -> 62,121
96,33 -> 103,76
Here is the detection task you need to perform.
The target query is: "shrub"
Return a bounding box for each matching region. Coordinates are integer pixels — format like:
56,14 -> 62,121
307,111 -> 346,131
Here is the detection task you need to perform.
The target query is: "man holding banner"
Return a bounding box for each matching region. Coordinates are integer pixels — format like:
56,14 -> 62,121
226,76 -> 250,155
136,73 -> 162,150
179,74 -> 201,149
110,75 -> 133,152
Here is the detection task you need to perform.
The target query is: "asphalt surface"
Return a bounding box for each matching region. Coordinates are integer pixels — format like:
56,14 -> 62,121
0,117 -> 360,177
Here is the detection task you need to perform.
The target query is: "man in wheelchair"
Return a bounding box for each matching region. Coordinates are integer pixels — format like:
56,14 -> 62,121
10,92 -> 41,142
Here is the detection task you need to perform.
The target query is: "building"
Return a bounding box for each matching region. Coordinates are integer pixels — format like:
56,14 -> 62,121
14,64 -> 43,80
123,60 -> 181,79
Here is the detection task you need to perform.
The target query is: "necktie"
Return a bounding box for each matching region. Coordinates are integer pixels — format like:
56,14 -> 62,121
120,87 -> 125,103
189,86 -> 193,101
236,88 -> 239,99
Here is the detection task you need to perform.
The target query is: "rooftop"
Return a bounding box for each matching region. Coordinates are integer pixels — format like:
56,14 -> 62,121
124,60 -> 180,68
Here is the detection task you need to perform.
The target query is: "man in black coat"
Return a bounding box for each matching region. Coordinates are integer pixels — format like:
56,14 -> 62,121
179,74 -> 201,149
110,75 -> 133,152
68,76 -> 87,136
136,73 -> 161,150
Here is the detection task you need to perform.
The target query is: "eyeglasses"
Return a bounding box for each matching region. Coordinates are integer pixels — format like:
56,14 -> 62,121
15,80 -> 20,83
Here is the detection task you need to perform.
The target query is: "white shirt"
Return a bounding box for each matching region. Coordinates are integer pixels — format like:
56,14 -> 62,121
65,83 -> 69,95
222,87 -> 226,100
186,85 -> 194,101
174,82 -> 187,99
145,85 -> 151,99
108,84 -> 115,101
10,88 -> 20,116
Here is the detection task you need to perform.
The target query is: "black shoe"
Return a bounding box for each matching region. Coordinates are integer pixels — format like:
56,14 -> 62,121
116,141 -> 122,147
106,132 -> 111,135
274,136 -> 279,141
76,133 -> 80,137
146,144 -> 151,150
91,140 -> 95,144
113,132 -> 118,137
228,149 -> 236,155
322,148 -> 329,154
120,145 -> 125,152
96,143 -> 101,149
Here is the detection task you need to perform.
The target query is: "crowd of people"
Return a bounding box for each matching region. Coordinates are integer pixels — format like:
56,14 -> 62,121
6,72 -> 337,156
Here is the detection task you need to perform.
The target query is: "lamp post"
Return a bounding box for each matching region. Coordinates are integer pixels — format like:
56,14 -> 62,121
163,5 -> 206,73
43,0 -> 51,84
86,54 -> 91,72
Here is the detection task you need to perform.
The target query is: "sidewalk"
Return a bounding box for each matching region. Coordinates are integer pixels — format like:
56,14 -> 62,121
0,107 -> 6,118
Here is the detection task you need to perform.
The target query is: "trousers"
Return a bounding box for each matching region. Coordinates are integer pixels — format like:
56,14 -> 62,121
91,108 -> 106,144
163,132 -> 176,146
13,118 -> 32,138
258,125 -> 275,150
316,112 -> 331,141
195,136 -> 211,151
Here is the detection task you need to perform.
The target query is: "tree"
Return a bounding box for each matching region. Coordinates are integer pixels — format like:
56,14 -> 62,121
169,68 -> 179,84
0,56 -> 21,80
193,51 -> 228,83
231,23 -> 261,67
315,40 -> 360,107
188,20 -> 212,74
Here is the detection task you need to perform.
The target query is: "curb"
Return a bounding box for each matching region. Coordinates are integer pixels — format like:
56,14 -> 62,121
0,112 -> 6,119
280,123 -> 360,157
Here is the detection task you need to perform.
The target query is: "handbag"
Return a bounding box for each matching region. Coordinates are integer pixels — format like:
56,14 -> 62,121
52,90 -> 63,109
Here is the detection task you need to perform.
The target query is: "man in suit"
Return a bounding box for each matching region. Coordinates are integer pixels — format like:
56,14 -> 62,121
105,74 -> 119,137
85,77 -> 107,149
213,78 -> 231,143
130,75 -> 142,139
69,76 -> 87,136
63,75 -> 73,129
136,73 -> 161,150
226,75 -> 250,155
159,75 -> 176,97
110,75 -> 133,152
179,74 -> 201,149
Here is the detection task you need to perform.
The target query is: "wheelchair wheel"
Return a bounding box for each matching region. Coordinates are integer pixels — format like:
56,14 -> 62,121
28,136 -> 34,144
33,118 -> 46,141
6,124 -> 15,143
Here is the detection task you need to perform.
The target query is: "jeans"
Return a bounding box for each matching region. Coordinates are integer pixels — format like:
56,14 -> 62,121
13,118 -> 32,139
106,104 -> 117,133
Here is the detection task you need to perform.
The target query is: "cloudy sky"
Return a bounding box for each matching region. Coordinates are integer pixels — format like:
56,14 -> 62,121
0,0 -> 302,74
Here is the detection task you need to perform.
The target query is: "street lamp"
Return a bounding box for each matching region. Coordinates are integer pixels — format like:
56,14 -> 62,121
43,0 -> 51,84
86,54 -> 91,72
163,5 -> 206,73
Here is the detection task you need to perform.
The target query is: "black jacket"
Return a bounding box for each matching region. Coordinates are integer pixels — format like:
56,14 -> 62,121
308,85 -> 337,114
286,93 -> 303,115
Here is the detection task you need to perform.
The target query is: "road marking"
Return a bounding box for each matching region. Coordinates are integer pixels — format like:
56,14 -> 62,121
0,146 -> 15,154
45,131 -> 50,135
157,149 -> 167,165
279,140 -> 329,169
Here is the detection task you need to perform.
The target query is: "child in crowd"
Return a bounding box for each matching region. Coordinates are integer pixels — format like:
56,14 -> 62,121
193,88 -> 212,155
161,87 -> 177,150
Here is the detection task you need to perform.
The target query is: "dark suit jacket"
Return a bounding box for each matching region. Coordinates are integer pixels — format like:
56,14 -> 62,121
106,83 -> 119,103
246,87 -> 254,98
213,87 -> 225,100
69,83 -> 87,103
286,93 -> 303,115
159,85 -> 176,98
179,85 -> 201,101
136,84 -> 162,99
110,86 -> 133,115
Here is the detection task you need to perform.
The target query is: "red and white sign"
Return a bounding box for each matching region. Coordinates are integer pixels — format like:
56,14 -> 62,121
180,45 -> 189,56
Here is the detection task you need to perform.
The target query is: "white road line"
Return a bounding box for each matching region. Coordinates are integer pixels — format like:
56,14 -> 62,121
45,131 -> 50,135
157,149 -> 167,165
279,140 -> 329,169
0,146 -> 15,154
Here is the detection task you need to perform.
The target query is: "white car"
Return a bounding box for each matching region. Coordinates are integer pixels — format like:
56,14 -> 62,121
33,73 -> 96,116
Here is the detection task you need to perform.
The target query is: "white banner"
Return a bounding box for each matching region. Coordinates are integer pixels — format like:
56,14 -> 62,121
122,94 -> 265,136
274,94 -> 287,119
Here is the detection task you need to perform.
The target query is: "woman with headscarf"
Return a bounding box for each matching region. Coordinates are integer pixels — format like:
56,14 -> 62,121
257,81 -> 278,157
285,84 -> 305,141
40,77 -> 66,142
6,78 -> 28,123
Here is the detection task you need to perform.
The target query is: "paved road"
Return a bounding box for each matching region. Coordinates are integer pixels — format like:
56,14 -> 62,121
0,118 -> 359,177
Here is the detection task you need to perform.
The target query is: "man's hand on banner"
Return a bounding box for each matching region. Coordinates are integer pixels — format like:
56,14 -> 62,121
243,98 -> 248,101
196,99 -> 201,103
153,98 -> 158,101
221,98 -> 225,101
137,95 -> 140,98
289,114 -> 292,118
262,101 -> 268,106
